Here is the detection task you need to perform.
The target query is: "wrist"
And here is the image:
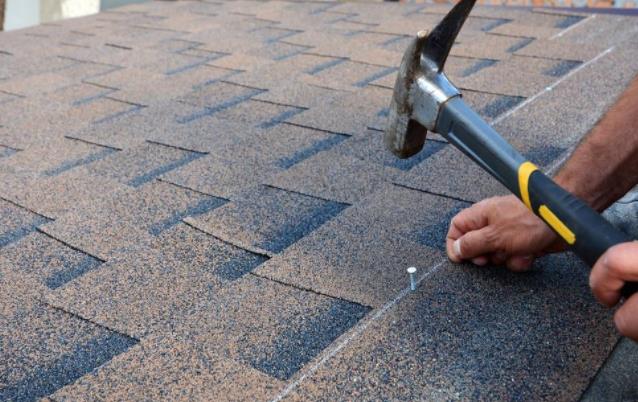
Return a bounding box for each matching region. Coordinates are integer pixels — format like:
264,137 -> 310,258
553,170 -> 609,212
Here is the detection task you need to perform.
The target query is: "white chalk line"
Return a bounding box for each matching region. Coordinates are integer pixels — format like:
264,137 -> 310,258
269,259 -> 447,402
550,14 -> 596,40
270,35 -> 615,402
492,45 -> 615,125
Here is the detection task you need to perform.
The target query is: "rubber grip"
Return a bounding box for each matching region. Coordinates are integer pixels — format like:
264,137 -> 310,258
526,171 -> 638,298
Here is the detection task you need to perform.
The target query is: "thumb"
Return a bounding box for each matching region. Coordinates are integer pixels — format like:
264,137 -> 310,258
453,227 -> 498,260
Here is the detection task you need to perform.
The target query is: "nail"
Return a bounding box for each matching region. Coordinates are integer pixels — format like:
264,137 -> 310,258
453,239 -> 462,259
407,266 -> 417,291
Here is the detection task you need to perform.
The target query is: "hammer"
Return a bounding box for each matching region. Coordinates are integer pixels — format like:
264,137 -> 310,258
384,0 -> 637,296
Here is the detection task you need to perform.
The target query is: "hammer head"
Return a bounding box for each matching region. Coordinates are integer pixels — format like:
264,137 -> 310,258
384,0 -> 476,159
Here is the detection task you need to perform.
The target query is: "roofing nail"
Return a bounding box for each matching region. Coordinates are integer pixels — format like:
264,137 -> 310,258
407,266 -> 417,291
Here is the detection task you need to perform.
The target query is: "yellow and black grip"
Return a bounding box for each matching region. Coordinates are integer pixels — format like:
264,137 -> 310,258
518,162 -> 638,298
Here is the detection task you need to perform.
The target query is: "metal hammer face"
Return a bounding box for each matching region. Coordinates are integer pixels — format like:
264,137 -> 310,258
384,0 -> 476,159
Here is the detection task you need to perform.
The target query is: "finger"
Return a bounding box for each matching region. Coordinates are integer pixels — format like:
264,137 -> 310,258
614,293 -> 638,341
447,203 -> 490,238
590,243 -> 638,307
506,255 -> 534,272
454,226 -> 499,260
446,205 -> 489,262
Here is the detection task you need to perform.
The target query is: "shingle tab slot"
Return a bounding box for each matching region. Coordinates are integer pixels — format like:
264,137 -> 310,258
127,151 -> 204,188
507,37 -> 535,53
355,66 -> 398,88
0,215 -> 52,248
543,60 -> 582,78
0,329 -> 137,401
276,134 -> 348,169
148,195 -> 227,236
43,148 -> 117,177
241,298 -> 370,380
479,95 -> 525,119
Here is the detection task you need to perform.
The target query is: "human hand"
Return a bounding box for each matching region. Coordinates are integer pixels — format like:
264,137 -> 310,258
590,242 -> 638,341
446,195 -> 564,271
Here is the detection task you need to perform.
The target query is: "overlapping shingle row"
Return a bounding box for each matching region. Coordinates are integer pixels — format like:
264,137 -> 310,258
1,1 -> 637,400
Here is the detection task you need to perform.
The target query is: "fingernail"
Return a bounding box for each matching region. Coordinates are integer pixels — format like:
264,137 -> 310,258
472,256 -> 488,266
453,239 -> 462,258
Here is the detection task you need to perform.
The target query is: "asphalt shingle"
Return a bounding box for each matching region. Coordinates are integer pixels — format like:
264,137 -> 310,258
1,0 -> 637,400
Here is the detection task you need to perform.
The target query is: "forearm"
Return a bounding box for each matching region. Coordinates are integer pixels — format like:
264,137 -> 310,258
555,75 -> 638,211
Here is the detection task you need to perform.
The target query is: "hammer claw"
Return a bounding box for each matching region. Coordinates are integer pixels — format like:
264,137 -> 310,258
422,0 -> 477,73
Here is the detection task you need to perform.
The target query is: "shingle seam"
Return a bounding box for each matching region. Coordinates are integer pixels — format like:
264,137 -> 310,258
218,80 -> 267,91
392,182 -> 475,204
334,19 -> 378,27
104,43 -> 132,50
63,135 -> 123,151
183,219 -> 273,258
0,143 -> 22,151
46,302 -> 140,342
0,196 -> 52,220
512,53 -> 584,63
144,139 -> 208,155
264,183 -> 354,206
102,96 -> 145,107
69,30 -> 95,37
36,229 -> 106,263
251,98 -> 310,109
156,178 -> 230,200
229,11 -> 257,17
283,122 -> 352,137
60,42 -> 90,49
125,24 -> 189,34
0,89 -> 26,98
79,81 -> 119,91
300,52 -> 397,69
250,271 -> 374,309
458,87 -> 529,98
483,31 -> 534,39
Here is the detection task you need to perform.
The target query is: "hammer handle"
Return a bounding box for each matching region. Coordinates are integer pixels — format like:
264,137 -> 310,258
438,97 -> 637,298
522,167 -> 637,298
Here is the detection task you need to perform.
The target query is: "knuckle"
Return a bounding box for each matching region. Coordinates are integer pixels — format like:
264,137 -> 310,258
606,251 -> 625,278
482,227 -> 500,248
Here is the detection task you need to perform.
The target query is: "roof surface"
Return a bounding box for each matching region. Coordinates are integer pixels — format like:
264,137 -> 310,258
1,0 -> 638,400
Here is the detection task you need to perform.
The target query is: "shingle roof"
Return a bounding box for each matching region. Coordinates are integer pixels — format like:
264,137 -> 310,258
1,1 -> 637,400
